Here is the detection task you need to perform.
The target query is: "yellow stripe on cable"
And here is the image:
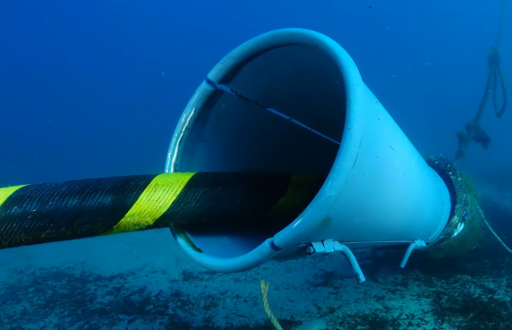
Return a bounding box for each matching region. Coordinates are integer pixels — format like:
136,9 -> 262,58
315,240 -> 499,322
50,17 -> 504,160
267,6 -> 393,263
107,172 -> 195,234
266,175 -> 316,218
0,185 -> 26,207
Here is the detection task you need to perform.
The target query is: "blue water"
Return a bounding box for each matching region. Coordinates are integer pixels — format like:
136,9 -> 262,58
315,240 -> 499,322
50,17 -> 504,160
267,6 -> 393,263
0,1 -> 511,329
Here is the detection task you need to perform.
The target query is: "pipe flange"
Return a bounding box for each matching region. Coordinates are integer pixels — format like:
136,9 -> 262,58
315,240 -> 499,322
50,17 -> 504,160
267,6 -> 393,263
422,156 -> 486,258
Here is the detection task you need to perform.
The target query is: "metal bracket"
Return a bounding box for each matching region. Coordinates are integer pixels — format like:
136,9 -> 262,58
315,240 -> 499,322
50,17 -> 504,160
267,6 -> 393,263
305,239 -> 366,283
452,209 -> 468,238
399,239 -> 427,269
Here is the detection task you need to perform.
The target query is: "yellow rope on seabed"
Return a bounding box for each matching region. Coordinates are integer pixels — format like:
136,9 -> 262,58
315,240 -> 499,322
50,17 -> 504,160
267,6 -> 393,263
260,280 -> 285,330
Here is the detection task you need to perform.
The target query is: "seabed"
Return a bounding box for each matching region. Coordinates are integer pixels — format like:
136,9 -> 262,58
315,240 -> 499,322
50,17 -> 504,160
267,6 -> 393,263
0,190 -> 511,330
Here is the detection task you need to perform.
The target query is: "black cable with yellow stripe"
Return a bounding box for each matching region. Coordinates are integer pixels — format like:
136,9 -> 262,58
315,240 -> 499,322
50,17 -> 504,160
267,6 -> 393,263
0,172 -> 324,249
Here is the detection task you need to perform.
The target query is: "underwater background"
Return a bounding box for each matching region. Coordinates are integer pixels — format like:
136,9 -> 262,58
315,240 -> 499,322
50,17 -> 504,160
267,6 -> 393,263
0,1 -> 512,329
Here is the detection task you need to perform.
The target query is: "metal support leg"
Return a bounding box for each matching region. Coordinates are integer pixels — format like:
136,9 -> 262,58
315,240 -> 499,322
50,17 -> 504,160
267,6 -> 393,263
306,239 -> 366,283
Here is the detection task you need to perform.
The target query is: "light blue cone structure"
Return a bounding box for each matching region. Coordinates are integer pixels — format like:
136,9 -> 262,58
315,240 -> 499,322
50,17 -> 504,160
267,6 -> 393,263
165,28 -> 452,275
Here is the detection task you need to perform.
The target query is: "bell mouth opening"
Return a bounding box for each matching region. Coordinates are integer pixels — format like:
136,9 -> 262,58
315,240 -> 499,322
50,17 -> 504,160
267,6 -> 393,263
167,42 -> 348,259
